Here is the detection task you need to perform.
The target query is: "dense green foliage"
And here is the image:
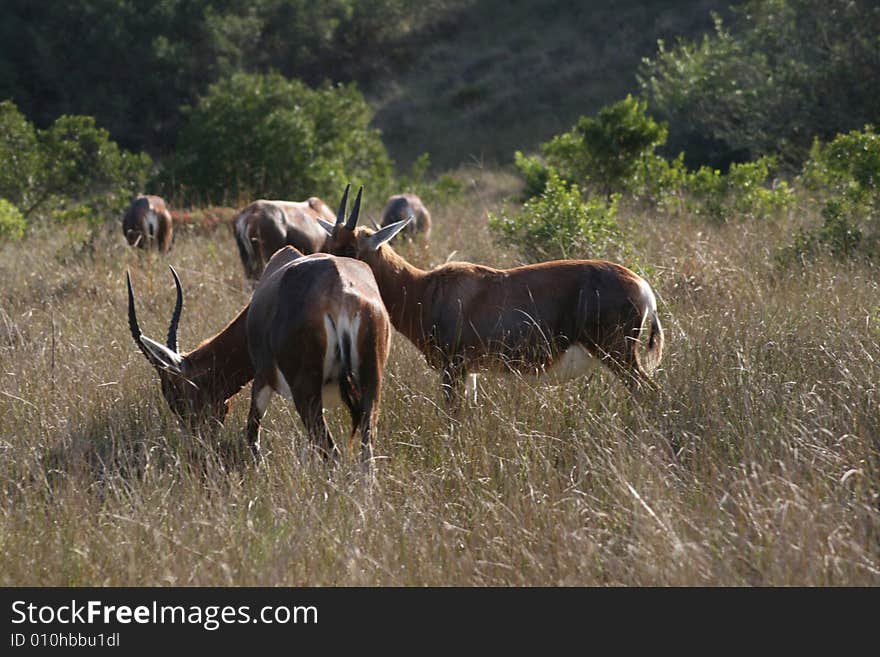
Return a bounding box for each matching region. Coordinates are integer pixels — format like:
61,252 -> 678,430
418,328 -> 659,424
515,96 -> 793,223
639,0 -> 880,168
488,172 -> 622,263
0,199 -> 26,242
163,73 -> 393,204
514,96 -> 667,199
0,100 -> 151,230
0,0 -> 465,154
780,126 -> 880,262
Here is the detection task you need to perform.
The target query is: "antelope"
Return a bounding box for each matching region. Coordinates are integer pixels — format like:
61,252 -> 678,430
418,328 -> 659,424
127,196 -> 391,464
380,193 -> 432,241
123,195 -> 173,253
319,187 -> 664,404
233,197 -> 337,280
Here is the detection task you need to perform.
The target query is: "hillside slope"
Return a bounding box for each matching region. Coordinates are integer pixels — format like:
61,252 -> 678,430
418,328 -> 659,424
368,0 -> 736,170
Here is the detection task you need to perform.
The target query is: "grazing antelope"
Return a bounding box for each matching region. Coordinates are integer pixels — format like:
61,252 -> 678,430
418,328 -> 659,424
233,197 -> 337,280
127,231 -> 391,464
380,193 -> 432,241
123,195 -> 174,253
320,187 -> 664,404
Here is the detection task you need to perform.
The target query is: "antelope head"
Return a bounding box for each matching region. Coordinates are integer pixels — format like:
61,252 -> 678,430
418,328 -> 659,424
318,184 -> 412,261
126,267 -> 231,428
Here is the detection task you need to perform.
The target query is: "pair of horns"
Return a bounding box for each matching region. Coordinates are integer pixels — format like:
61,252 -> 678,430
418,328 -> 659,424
127,266 -> 184,370
335,184 -> 363,231
319,184 -> 413,246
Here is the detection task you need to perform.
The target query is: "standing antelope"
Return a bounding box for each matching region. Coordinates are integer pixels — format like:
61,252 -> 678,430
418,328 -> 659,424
380,193 -> 432,241
319,187 -> 664,404
123,195 -> 174,253
233,197 -> 337,280
127,217 -> 391,464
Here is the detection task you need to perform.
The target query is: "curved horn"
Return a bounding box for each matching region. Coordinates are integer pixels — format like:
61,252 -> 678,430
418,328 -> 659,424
368,215 -> 380,230
126,270 -> 148,359
345,186 -> 363,230
166,266 -> 183,352
335,183 -> 351,226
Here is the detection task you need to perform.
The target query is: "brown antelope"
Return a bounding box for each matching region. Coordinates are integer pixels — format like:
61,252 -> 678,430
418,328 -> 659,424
380,193 -> 432,241
233,197 -> 337,280
320,187 -> 664,404
127,206 -> 391,464
123,195 -> 173,253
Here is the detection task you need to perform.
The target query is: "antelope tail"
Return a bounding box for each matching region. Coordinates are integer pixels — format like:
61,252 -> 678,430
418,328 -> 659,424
337,327 -> 361,412
233,212 -> 255,275
642,308 -> 664,375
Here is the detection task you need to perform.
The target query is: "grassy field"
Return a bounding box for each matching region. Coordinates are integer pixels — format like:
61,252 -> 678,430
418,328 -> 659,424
0,168 -> 878,585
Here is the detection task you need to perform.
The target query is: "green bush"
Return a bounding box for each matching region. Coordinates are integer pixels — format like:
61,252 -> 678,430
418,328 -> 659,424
781,126 -> 880,264
801,126 -> 880,206
779,197 -> 865,265
686,156 -> 793,222
488,172 -> 623,263
639,2 -> 880,168
164,72 -> 394,204
515,95 -> 667,200
0,101 -> 151,223
0,198 -> 26,241
0,101 -> 41,211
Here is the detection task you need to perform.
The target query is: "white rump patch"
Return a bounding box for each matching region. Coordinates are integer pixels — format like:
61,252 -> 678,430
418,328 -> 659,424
639,277 -> 658,314
322,311 -> 361,382
145,210 -> 158,238
273,366 -> 294,401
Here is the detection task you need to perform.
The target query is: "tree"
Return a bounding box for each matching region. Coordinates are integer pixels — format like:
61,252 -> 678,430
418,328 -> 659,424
164,72 -> 393,203
0,100 -> 151,226
639,0 -> 880,169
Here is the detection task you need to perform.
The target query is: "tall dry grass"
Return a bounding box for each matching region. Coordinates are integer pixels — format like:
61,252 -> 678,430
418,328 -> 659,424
0,168 -> 877,585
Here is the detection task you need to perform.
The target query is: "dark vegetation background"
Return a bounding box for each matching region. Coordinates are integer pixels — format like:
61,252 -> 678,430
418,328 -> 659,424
1,0 -> 735,167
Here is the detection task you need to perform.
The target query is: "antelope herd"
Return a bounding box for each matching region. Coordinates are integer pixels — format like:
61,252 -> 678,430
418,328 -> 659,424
123,183 -> 664,470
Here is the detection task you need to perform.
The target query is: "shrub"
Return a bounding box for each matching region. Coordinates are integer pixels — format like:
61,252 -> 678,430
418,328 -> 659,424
0,101 -> 41,211
165,72 -> 394,204
686,156 -> 793,222
781,126 -> 880,264
0,199 -> 26,241
801,126 -> 880,207
488,172 -> 622,263
779,197 -> 866,265
639,2 -> 880,168
515,95 -> 668,200
0,101 -> 151,223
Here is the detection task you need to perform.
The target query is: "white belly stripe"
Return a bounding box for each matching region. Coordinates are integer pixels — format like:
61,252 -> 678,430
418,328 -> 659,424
539,345 -> 599,384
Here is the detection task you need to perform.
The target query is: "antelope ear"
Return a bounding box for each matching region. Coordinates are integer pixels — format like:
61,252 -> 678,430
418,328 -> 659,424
363,217 -> 412,251
139,335 -> 184,372
317,218 -> 336,236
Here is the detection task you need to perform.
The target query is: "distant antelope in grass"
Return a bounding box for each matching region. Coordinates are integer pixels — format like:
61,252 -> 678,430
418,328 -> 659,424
123,195 -> 173,253
233,197 -> 337,280
380,193 -> 431,241
319,186 -> 664,405
127,227 -> 392,464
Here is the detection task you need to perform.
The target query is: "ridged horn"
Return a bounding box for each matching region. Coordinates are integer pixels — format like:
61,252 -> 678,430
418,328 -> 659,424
166,266 -> 183,352
345,186 -> 363,230
335,183 -> 351,226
